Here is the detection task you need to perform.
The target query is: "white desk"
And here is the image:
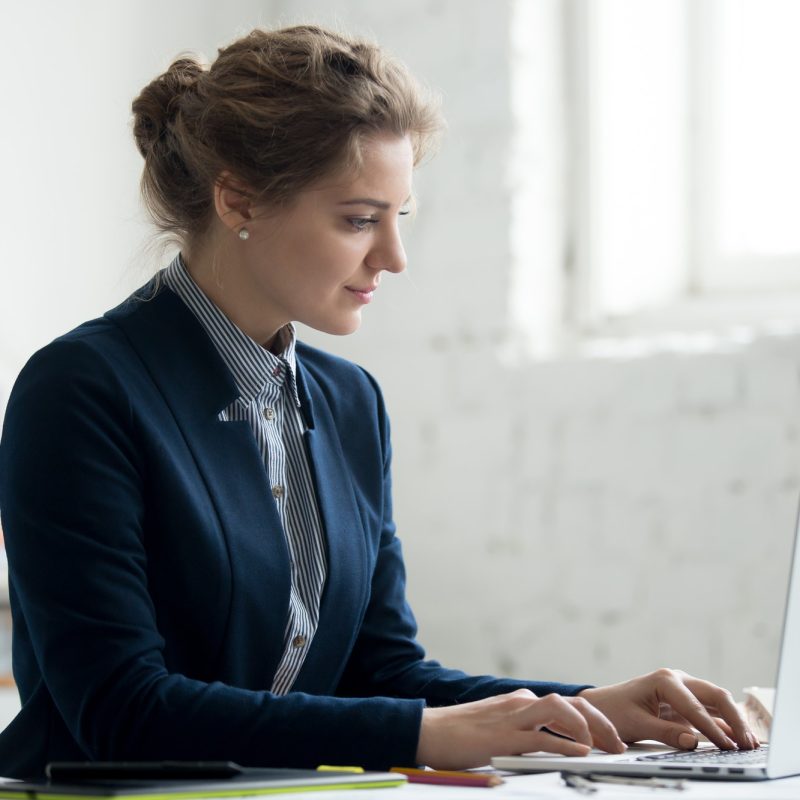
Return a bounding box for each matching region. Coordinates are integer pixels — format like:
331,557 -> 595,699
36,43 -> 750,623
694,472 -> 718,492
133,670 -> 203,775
273,771 -> 800,799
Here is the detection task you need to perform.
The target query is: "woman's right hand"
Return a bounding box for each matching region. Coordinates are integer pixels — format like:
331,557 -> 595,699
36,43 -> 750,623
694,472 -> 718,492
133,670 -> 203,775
415,688 -> 627,770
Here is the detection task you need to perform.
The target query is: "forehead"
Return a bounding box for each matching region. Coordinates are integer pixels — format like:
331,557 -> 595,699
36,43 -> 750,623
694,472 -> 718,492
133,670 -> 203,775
310,133 -> 414,205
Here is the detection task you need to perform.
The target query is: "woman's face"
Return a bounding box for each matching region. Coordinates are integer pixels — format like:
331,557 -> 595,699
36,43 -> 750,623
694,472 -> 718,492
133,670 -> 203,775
226,132 -> 414,346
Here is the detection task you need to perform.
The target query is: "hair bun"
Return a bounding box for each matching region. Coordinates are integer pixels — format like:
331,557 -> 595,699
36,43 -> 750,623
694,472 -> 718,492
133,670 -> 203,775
132,57 -> 204,158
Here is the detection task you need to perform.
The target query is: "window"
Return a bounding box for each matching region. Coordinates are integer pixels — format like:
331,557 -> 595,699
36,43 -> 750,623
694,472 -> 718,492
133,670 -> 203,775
509,0 -> 800,358
694,0 -> 800,293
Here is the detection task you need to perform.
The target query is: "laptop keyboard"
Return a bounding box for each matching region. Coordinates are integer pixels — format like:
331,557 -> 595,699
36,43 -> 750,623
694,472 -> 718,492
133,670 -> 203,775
638,746 -> 768,765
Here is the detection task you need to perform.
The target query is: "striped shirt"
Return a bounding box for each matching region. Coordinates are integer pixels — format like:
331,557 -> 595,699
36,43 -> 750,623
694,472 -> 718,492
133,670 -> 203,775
164,254 -> 327,695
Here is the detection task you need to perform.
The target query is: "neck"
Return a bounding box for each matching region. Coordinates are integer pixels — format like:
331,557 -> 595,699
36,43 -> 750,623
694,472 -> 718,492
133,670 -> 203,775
181,242 -> 285,350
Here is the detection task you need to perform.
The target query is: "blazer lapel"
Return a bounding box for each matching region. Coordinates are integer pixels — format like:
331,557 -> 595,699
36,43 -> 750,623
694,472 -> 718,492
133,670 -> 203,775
290,361 -> 370,692
106,287 -> 291,683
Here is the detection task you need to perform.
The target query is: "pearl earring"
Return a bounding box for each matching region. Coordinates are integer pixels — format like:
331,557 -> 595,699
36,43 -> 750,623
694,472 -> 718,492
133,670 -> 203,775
238,228 -> 250,241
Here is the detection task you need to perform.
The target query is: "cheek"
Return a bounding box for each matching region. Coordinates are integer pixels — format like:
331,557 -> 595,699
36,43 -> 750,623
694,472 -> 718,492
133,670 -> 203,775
302,239 -> 363,285
254,222 -> 364,299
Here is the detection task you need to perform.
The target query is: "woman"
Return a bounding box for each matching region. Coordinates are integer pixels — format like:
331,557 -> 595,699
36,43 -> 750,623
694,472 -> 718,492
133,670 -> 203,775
0,25 -> 755,778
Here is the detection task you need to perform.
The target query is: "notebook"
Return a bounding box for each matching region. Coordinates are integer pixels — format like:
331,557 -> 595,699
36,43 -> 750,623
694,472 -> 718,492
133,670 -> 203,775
0,762 -> 407,798
492,499 -> 800,781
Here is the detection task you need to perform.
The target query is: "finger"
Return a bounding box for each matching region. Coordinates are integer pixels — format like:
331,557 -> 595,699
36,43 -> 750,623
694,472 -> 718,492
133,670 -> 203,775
509,728 -> 592,758
660,709 -> 736,741
680,675 -> 757,749
653,674 -> 737,750
711,716 -> 735,740
515,694 -> 594,749
551,698 -> 627,754
624,711 -> 701,750
636,708 -> 749,752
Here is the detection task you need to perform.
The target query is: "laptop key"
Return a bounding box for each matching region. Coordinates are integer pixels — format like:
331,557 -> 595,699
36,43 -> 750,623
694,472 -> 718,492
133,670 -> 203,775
638,746 -> 768,765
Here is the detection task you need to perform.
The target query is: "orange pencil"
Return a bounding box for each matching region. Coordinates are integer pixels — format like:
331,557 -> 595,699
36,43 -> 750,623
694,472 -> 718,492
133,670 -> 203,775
390,767 -> 504,787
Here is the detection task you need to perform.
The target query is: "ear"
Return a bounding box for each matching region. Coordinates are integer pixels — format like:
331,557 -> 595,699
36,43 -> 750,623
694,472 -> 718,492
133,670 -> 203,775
213,172 -> 256,234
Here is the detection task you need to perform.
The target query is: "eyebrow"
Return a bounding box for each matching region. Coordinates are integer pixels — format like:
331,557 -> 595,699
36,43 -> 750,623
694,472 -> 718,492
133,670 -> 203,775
337,197 -> 411,210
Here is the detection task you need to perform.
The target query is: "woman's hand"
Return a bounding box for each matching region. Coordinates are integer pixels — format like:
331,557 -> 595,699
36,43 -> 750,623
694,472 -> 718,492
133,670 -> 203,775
579,668 -> 759,751
415,669 -> 758,769
415,688 -> 627,770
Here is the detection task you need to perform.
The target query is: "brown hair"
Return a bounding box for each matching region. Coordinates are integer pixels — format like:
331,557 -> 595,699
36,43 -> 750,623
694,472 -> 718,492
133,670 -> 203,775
131,25 -> 442,246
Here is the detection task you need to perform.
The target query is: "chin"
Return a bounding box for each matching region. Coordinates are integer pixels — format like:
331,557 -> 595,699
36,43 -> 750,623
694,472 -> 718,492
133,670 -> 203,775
312,313 -> 363,337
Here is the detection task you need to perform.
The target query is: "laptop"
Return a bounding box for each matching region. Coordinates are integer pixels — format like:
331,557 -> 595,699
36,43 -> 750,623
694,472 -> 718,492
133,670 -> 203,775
492,501 -> 800,781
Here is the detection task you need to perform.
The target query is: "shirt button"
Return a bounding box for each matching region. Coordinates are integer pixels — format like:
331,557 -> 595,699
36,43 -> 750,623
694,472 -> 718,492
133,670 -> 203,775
272,485 -> 285,499
292,635 -> 306,648
263,407 -> 276,421
272,366 -> 282,378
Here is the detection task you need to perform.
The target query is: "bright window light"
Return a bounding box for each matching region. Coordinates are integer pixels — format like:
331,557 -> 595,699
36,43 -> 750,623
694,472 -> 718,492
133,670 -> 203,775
715,0 -> 800,256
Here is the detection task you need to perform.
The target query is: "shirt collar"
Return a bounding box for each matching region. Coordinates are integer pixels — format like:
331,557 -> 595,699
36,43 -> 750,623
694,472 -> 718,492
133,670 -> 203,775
163,253 -> 302,408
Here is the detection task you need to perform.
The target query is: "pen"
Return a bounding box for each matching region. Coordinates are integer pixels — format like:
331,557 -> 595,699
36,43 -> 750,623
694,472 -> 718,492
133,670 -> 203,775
586,773 -> 686,790
560,773 -> 597,795
560,771 -> 686,792
390,767 -> 504,787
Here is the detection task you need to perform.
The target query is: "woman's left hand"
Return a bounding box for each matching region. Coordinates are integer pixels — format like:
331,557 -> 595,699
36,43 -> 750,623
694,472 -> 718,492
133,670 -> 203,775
579,668 -> 759,751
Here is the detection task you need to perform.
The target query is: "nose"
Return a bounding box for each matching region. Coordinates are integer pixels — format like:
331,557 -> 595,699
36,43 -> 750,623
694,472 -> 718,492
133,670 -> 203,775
365,222 -> 407,274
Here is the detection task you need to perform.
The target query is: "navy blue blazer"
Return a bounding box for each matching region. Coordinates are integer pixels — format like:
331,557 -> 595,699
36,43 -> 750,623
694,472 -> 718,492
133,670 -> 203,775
0,279 -> 588,778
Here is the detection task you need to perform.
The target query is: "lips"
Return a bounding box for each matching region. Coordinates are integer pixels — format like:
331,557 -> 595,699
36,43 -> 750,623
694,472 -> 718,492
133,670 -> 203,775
346,285 -> 379,293
345,285 -> 377,304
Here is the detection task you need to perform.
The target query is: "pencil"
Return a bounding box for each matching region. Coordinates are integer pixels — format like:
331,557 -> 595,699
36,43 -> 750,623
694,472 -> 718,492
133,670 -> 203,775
390,768 -> 504,787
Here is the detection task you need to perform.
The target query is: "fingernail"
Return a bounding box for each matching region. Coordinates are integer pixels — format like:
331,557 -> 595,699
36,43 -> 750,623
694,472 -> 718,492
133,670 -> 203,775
678,732 -> 697,749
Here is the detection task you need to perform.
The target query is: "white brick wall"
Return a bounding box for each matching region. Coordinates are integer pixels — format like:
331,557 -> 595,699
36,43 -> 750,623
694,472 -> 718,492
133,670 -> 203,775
366,345 -> 800,692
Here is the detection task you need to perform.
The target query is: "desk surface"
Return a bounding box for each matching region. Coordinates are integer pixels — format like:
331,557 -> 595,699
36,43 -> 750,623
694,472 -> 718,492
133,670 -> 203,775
274,770 -> 800,799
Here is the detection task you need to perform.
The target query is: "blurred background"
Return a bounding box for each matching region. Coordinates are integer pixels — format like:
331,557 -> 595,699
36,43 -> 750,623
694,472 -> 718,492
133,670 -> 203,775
1,0 -> 800,724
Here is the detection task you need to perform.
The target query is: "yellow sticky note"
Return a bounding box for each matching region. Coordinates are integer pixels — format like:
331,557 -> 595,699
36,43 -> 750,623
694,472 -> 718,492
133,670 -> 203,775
316,765 -> 365,773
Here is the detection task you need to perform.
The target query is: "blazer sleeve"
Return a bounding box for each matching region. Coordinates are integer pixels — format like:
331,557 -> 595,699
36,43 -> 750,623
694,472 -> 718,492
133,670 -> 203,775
0,337 -> 424,773
335,369 -> 592,704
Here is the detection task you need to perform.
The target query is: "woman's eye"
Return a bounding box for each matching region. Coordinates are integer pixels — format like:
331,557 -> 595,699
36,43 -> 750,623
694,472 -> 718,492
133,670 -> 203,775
348,217 -> 378,232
